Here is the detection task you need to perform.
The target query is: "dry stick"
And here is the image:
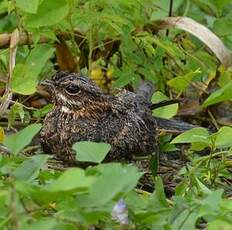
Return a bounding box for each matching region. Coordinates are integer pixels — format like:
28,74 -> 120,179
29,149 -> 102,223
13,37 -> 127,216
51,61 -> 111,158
0,32 -> 49,49
0,29 -> 19,117
0,30 -> 84,49
207,109 -> 220,131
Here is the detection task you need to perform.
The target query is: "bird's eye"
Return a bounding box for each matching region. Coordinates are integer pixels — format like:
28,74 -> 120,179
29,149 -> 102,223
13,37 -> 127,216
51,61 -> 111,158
65,85 -> 80,95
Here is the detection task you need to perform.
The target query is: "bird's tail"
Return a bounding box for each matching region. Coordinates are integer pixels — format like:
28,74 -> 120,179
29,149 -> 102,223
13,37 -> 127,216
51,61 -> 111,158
154,117 -> 196,133
136,80 -> 197,133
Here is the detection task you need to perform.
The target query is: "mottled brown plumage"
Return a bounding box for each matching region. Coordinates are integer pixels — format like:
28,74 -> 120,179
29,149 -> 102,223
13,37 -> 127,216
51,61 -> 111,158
40,72 -> 157,164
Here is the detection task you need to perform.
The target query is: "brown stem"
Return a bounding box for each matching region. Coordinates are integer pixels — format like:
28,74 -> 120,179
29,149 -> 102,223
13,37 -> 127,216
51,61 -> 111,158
0,29 -> 19,117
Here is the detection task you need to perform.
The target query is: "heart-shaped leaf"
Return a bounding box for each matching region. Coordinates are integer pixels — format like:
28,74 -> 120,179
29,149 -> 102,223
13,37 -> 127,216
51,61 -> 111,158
73,141 -> 111,163
3,124 -> 42,155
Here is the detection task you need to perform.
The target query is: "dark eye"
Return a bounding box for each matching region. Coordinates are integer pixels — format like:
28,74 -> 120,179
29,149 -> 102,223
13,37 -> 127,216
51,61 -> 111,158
65,85 -> 80,95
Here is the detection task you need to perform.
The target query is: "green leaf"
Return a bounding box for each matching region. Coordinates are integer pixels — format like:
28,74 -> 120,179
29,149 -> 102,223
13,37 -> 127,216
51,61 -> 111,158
202,81 -> 232,107
167,69 -> 201,91
26,0 -> 69,28
0,11 -> 18,33
16,0 -> 39,14
195,177 -> 212,195
152,37 -> 185,59
199,189 -> 223,216
21,218 -> 58,230
11,64 -> 37,95
149,177 -> 169,209
3,124 -> 42,155
211,0 -> 231,13
8,102 -> 25,127
174,210 -> 198,230
171,128 -> 210,145
213,18 -> 232,36
175,181 -> 188,196
215,127 -> 232,148
150,154 -> 158,177
73,141 -> 111,163
169,196 -> 199,230
125,191 -> 148,212
33,104 -> 53,118
25,45 -> 55,73
13,155 -> 49,182
151,91 -> 178,119
46,168 -> 94,192
151,0 -> 184,20
87,163 -> 142,206
208,218 -> 232,230
113,68 -> 135,88
218,69 -> 232,88
11,45 -> 55,95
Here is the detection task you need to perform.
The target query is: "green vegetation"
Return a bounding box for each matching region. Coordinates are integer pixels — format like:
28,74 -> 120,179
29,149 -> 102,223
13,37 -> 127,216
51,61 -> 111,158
0,0 -> 232,229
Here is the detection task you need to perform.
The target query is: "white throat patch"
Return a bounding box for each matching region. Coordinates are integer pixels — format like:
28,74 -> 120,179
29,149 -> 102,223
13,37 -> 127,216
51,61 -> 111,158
61,106 -> 71,113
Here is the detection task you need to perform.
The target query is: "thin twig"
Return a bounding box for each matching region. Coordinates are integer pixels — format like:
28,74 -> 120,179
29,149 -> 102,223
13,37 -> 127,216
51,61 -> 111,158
207,109 -> 219,130
0,29 -> 19,117
166,0 -> 173,36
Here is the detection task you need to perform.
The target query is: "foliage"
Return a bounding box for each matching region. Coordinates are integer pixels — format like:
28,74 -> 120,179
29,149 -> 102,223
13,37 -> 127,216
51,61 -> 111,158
0,0 -> 232,229
0,137 -> 231,229
73,141 -> 111,163
172,127 -> 232,188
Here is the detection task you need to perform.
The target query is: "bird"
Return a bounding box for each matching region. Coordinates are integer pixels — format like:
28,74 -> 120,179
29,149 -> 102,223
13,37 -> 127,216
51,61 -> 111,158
40,71 -> 195,165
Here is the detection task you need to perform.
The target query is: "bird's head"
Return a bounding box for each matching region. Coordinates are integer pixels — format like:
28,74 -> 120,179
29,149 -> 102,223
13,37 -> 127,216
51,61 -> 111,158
41,71 -> 104,110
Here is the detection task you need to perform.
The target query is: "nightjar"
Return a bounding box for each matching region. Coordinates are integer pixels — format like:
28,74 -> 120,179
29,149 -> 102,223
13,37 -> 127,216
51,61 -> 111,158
40,71 -> 194,165
40,71 -> 159,164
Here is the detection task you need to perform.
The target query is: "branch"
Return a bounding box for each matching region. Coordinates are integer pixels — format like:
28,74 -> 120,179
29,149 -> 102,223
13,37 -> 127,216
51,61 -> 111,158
0,29 -> 19,117
0,32 -> 47,48
0,30 -> 84,49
